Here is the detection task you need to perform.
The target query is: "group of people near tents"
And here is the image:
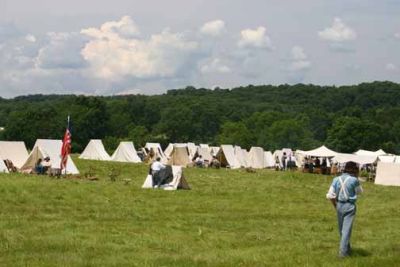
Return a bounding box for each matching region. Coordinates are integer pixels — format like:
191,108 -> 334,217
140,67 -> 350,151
0,139 -> 80,175
1,138 -> 400,188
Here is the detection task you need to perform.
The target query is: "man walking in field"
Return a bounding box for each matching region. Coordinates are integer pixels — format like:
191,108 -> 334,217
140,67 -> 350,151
326,161 -> 363,258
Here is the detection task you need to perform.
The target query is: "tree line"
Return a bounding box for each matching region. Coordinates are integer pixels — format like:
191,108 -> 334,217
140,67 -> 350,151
0,81 -> 399,154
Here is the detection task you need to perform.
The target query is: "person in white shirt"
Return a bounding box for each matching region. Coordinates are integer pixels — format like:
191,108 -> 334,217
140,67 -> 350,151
151,157 -> 165,174
150,157 -> 167,187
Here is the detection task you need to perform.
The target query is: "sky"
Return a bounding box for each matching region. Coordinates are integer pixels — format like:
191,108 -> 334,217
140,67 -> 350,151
0,0 -> 399,98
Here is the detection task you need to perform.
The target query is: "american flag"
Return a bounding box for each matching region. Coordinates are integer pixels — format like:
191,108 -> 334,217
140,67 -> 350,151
60,116 -> 71,171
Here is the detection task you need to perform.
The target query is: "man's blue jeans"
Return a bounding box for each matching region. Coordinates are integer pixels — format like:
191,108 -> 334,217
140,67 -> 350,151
336,202 -> 356,257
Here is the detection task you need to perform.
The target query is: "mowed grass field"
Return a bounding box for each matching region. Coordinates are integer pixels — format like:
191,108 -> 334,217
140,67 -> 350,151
0,156 -> 399,266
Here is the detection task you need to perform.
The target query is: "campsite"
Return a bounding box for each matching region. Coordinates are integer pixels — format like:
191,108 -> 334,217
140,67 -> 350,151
0,156 -> 399,266
2,1 -> 400,265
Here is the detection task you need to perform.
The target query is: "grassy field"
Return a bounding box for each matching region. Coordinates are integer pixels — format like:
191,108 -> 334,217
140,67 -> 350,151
0,156 -> 399,266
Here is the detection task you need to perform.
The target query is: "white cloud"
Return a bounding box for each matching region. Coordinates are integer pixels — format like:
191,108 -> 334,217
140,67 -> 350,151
81,16 -> 199,81
35,32 -> 87,69
386,63 -> 398,71
288,46 -> 311,71
238,26 -> 272,49
395,32 -> 400,39
318,18 -> 357,42
200,20 -> 226,36
200,58 -> 231,74
82,15 -> 140,39
25,34 -> 36,43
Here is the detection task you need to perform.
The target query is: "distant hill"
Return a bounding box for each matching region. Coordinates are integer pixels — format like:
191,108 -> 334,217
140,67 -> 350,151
0,81 -> 399,154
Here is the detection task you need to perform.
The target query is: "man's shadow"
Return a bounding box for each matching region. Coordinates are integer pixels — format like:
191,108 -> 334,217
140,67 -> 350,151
351,248 -> 371,257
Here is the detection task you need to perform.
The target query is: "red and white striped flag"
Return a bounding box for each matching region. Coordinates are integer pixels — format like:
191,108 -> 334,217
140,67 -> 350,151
60,116 -> 71,171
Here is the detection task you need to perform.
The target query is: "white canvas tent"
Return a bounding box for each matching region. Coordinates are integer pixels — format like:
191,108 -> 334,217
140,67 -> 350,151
333,153 -> 377,165
187,142 -> 198,159
199,144 -> 209,149
216,145 -> 240,169
375,161 -> 400,186
264,151 -> 275,168
145,143 -> 166,159
142,166 -> 190,190
247,147 -> 266,169
234,146 -> 248,168
164,143 -> 174,158
0,141 -> 29,169
210,146 -> 220,156
21,139 -> 79,174
111,142 -> 141,163
167,145 -> 191,167
354,149 -> 386,157
196,147 -> 213,162
0,155 -> 9,173
79,140 -> 111,161
378,155 -> 396,163
299,145 -> 338,158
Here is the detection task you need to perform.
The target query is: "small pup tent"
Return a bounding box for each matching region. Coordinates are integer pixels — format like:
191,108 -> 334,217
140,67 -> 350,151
142,166 -> 190,190
234,146 -> 248,168
0,141 -> 29,169
195,147 -> 213,162
167,145 -> 191,167
79,139 -> 111,161
375,161 -> 400,186
111,142 -> 141,163
21,139 -> 79,174
0,155 -> 9,173
216,145 -> 240,169
247,147 -> 266,169
145,143 -> 167,161
264,151 -> 275,168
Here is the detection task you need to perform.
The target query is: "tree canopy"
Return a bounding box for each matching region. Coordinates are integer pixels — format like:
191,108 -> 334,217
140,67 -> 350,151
1,81 -> 399,154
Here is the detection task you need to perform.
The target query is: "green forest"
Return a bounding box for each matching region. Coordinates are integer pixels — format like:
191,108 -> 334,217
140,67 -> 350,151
0,81 -> 399,154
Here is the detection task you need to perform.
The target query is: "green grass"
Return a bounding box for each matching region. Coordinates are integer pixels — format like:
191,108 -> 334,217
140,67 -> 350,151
0,156 -> 399,266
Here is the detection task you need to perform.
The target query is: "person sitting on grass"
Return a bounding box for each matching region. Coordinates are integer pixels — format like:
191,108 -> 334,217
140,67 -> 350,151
194,155 -> 204,168
35,157 -> 51,175
326,161 -> 363,258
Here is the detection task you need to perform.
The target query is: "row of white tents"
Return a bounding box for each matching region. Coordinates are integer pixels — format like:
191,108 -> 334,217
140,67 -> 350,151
77,140 -> 277,170
1,139 -> 399,187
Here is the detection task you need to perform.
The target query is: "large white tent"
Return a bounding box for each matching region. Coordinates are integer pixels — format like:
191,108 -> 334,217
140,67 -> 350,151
378,155 -> 396,163
111,142 -> 141,163
216,145 -> 240,169
142,166 -> 190,190
79,139 -> 111,161
247,147 -> 266,169
354,149 -> 386,157
0,141 -> 29,169
333,153 -> 377,165
299,145 -> 338,158
375,161 -> 400,186
21,139 -> 79,174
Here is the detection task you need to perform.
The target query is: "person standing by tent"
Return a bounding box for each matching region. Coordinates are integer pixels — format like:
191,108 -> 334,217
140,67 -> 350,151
326,161 -> 363,258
